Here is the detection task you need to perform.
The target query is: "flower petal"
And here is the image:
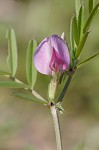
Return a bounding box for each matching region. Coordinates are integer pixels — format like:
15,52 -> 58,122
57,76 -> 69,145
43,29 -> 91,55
49,48 -> 67,72
50,35 -> 70,69
34,34 -> 70,75
34,37 -> 52,75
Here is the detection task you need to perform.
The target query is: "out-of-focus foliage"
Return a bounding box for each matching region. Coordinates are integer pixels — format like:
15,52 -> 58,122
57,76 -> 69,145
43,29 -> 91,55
0,0 -> 99,150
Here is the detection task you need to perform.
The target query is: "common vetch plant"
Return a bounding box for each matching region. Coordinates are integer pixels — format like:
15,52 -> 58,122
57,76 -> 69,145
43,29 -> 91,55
0,0 -> 99,150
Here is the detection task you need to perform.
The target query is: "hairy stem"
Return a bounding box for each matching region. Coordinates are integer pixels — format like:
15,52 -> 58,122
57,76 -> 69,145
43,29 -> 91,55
50,104 -> 63,150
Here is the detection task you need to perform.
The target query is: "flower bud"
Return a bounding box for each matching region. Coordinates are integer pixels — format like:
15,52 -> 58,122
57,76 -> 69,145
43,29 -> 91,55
34,34 -> 70,76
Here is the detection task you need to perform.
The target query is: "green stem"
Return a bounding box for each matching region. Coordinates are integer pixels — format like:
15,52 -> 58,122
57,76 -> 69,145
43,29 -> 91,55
50,104 -> 63,150
58,75 -> 73,103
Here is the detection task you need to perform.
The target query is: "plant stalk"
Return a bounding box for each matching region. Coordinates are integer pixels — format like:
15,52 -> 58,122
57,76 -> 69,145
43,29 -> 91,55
50,104 -> 63,150
58,75 -> 73,103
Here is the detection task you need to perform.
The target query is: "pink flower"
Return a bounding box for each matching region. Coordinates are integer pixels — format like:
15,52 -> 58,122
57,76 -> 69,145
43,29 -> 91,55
34,34 -> 70,75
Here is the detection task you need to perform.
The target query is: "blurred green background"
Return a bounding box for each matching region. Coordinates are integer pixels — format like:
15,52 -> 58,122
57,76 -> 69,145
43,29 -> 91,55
0,0 -> 99,150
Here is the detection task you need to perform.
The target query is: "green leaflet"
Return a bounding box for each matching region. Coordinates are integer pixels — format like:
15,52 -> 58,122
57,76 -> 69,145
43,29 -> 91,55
70,5 -> 84,62
12,92 -> 48,104
6,28 -> 18,77
0,81 -> 28,88
89,0 -> 95,14
84,3 -> 99,32
77,52 -> 99,68
75,0 -> 81,20
70,16 -> 79,62
70,16 -> 74,53
76,31 -> 89,58
78,5 -> 84,41
26,40 -> 37,89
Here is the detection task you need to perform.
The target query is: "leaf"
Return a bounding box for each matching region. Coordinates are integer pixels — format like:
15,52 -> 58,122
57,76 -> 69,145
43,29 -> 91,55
89,0 -> 95,14
26,40 -> 37,89
70,5 -> 84,58
75,0 -> 81,20
0,81 -> 28,88
12,92 -> 48,104
70,16 -> 79,60
73,16 -> 80,47
0,70 -> 11,75
6,28 -> 18,77
70,16 -> 74,53
84,3 -> 99,32
78,5 -> 84,40
76,31 -> 89,58
77,52 -> 99,68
